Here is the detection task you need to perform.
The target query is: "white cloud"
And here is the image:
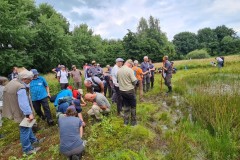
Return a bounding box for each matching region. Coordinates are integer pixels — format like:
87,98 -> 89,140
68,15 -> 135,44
36,0 -> 240,40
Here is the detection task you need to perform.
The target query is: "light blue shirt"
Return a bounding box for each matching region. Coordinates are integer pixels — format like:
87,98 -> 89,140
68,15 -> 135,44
54,90 -> 73,107
17,89 -> 32,115
30,76 -> 48,101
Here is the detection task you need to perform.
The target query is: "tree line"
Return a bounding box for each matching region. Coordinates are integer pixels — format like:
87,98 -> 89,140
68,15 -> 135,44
1,0 -> 239,75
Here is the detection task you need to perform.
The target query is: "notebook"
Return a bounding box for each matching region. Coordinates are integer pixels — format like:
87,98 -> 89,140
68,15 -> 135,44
19,118 -> 36,127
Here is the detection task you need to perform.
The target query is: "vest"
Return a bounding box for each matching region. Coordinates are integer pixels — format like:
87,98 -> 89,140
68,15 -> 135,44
2,79 -> 32,123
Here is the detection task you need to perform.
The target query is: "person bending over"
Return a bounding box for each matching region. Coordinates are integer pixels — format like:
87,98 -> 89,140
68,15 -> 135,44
59,107 -> 86,160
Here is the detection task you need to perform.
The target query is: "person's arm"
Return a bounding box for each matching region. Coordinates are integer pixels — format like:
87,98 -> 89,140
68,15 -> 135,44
57,71 -> 60,82
80,126 -> 83,138
78,113 -> 85,126
42,77 -> 51,97
52,68 -> 56,73
130,69 -> 137,84
98,105 -> 107,110
17,89 -> 34,120
99,82 -> 104,95
80,96 -> 86,106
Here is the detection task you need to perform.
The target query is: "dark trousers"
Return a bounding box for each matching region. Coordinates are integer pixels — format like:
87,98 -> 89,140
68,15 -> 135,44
60,83 -> 68,90
32,97 -> 53,121
150,75 -> 154,89
120,89 -> 136,125
104,83 -> 112,98
114,86 -> 123,114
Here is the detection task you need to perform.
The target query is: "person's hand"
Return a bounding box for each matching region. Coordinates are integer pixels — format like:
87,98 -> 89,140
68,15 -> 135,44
27,114 -> 34,122
82,121 -> 86,127
101,106 -> 107,110
48,93 -> 51,98
81,103 -> 86,107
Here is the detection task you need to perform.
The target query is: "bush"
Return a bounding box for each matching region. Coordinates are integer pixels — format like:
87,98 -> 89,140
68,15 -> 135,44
186,49 -> 210,59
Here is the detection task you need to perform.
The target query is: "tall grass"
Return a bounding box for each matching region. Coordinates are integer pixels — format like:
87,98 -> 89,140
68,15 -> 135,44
173,60 -> 240,159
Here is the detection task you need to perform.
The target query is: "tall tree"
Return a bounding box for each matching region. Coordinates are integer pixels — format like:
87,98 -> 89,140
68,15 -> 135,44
173,32 -> 199,56
0,0 -> 36,75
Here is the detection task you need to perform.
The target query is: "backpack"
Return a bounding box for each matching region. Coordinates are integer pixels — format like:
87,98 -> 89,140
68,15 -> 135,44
95,73 -> 104,81
91,76 -> 101,92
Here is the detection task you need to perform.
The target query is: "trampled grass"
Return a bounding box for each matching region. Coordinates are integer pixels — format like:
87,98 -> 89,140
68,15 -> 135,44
0,54 -> 240,159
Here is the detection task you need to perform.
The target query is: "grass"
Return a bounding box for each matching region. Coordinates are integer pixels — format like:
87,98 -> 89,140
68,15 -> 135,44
0,54 -> 240,159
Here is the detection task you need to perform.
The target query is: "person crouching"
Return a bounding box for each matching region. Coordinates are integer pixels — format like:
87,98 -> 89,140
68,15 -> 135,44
85,93 -> 111,120
59,107 -> 86,160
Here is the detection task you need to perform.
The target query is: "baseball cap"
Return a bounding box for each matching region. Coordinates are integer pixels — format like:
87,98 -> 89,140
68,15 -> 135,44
116,58 -> 124,62
30,69 -> 39,75
126,59 -> 134,66
61,65 -> 65,68
72,65 -> 76,68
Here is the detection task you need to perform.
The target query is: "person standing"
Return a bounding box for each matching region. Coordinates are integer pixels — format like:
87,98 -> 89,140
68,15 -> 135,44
87,61 -> 99,77
30,69 -> 54,126
52,64 -> 61,78
3,70 -> 43,154
8,67 -> 18,81
162,56 -> 173,93
149,59 -> 155,89
57,65 -> 69,90
117,59 -> 138,126
71,65 -> 82,89
111,58 -> 124,116
141,56 -> 151,92
132,60 -> 144,102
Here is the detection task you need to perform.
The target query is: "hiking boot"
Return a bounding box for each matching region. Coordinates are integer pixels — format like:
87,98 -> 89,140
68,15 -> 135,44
32,137 -> 46,147
71,154 -> 80,160
25,147 -> 41,155
47,119 -> 54,126
131,121 -> 137,126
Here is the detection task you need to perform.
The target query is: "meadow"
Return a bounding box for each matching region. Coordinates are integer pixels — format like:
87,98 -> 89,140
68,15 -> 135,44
0,55 -> 240,160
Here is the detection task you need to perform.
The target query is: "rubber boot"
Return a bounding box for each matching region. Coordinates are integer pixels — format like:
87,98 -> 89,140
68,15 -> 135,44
143,84 -> 146,93
146,83 -> 150,92
167,86 -> 172,93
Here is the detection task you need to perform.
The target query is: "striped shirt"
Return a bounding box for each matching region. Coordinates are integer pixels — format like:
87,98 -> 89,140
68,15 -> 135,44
30,76 -> 48,101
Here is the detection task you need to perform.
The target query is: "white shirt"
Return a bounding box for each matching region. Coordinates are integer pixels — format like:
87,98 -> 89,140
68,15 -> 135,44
111,65 -> 120,87
216,57 -> 223,62
57,70 -> 68,83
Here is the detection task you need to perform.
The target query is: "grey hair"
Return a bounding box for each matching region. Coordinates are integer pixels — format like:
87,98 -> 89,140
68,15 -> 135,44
134,60 -> 138,64
143,56 -> 148,59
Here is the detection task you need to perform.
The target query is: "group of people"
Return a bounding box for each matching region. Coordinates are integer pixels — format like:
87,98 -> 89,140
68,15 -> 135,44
0,55 -> 173,160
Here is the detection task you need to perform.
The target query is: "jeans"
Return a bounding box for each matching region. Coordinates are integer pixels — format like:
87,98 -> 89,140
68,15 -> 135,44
20,126 -> 38,153
32,97 -> 53,121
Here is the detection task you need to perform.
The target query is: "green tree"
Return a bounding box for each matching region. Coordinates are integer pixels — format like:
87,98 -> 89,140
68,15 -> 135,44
31,3 -> 75,72
0,0 -> 36,75
172,32 -> 199,56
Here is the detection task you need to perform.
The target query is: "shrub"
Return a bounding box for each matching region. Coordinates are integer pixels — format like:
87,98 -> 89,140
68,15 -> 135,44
186,49 -> 210,59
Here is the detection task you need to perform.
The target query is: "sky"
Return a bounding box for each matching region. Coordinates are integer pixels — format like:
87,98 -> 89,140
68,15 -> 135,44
35,0 -> 240,41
